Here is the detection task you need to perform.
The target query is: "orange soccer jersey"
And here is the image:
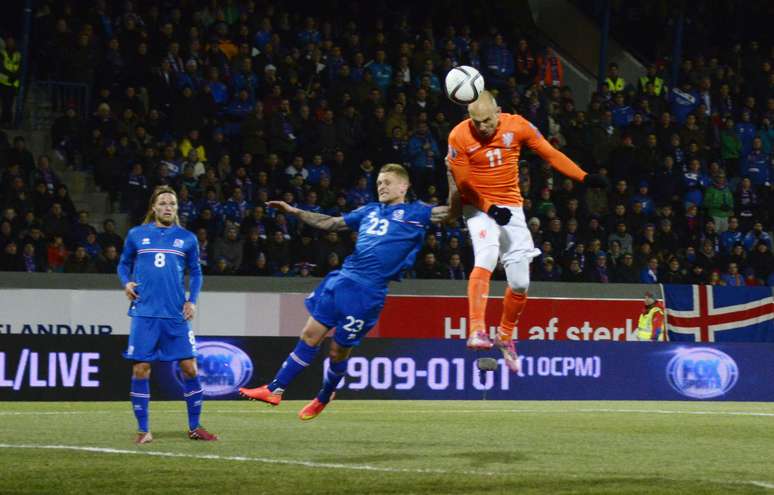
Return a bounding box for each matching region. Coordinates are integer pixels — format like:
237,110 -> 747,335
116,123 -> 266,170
447,113 -> 587,213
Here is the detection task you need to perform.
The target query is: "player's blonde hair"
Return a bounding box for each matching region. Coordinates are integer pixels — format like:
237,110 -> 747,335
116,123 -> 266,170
144,185 -> 180,225
379,163 -> 411,183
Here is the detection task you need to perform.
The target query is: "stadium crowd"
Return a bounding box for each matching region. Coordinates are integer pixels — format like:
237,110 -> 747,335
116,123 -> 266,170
0,0 -> 772,286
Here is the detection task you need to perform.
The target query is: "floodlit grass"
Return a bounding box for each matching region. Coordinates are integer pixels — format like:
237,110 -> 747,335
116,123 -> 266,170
1,401 -> 773,494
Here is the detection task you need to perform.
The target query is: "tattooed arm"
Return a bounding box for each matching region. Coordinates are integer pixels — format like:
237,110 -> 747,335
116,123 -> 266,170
430,160 -> 462,224
266,201 -> 349,231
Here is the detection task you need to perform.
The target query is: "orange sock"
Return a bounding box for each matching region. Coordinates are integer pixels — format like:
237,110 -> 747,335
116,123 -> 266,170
467,267 -> 492,335
498,288 -> 527,342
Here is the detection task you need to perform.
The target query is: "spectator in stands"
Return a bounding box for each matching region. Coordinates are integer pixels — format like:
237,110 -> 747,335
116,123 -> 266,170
0,36 -> 22,126
346,176 -> 374,209
446,253 -> 466,280
484,33 -> 514,89
560,257 -> 584,282
748,241 -> 772,281
81,231 -> 102,259
655,219 -> 680,255
535,255 -> 562,282
8,136 -> 35,178
682,158 -> 710,208
415,252 -> 445,279
719,217 -> 743,253
639,63 -> 664,96
63,245 -> 95,273
535,46 -> 563,87
46,235 -> 67,272
661,257 -> 685,284
721,262 -> 746,287
96,244 -> 120,274
318,251 -> 341,277
0,241 -> 23,271
735,177 -> 760,232
211,225 -> 243,273
743,221 -> 772,251
42,203 -> 70,246
735,110 -> 757,158
514,38 -> 536,91
669,81 -> 699,125
585,251 -> 610,283
610,94 -> 633,129
605,63 -> 625,95
20,242 -> 45,272
696,238 -> 721,272
640,257 -> 659,284
630,181 -> 656,216
741,137 -> 771,188
720,117 -> 742,176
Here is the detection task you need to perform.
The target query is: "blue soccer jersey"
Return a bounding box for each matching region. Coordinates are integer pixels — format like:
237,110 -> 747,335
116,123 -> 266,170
118,223 -> 202,320
341,201 -> 433,288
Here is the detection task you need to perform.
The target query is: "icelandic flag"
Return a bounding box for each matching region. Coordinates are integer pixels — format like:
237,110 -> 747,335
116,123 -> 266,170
664,285 -> 774,342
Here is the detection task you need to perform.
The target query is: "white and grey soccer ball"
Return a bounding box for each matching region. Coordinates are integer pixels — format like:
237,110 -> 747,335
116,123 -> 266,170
444,65 -> 485,105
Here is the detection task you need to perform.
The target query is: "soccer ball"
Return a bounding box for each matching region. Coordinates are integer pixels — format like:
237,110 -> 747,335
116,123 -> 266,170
444,66 -> 485,105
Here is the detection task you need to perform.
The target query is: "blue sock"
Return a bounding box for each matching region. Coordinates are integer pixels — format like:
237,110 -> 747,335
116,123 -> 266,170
183,377 -> 204,431
268,340 -> 320,393
317,359 -> 348,404
130,378 -> 150,433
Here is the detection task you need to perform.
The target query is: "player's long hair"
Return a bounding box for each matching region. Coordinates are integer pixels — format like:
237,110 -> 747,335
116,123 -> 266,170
143,186 -> 180,225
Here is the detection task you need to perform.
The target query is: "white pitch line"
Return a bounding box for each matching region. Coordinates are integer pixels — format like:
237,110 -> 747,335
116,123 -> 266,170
0,411 -> 113,416
215,407 -> 774,417
0,444 -> 497,477
2,407 -> 774,417
574,408 -> 774,417
0,443 -> 771,491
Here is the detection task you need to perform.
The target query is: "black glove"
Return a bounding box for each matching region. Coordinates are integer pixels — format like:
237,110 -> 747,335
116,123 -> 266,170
583,173 -> 609,188
487,205 -> 512,226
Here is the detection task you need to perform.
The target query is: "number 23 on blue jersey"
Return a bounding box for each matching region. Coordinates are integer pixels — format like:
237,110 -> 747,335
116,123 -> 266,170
364,212 -> 389,236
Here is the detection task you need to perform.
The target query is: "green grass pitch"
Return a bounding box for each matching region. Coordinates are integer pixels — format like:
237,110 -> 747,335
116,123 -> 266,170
1,401 -> 773,494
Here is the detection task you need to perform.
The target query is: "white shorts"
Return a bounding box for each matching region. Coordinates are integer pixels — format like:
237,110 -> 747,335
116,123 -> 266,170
464,205 -> 541,268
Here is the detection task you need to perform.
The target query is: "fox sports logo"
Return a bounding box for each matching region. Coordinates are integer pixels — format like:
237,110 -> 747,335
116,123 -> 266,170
175,342 -> 253,397
666,348 -> 739,399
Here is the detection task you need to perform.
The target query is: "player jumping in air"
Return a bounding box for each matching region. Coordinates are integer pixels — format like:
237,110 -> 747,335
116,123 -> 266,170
239,163 -> 456,420
446,90 -> 607,371
118,186 -> 217,443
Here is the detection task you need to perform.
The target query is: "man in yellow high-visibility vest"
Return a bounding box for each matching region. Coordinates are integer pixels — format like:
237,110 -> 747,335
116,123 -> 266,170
0,36 -> 22,126
638,64 -> 664,96
637,291 -> 667,341
605,62 -> 625,94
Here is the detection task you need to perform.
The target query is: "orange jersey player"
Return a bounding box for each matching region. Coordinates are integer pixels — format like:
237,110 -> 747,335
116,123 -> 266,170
446,90 -> 608,371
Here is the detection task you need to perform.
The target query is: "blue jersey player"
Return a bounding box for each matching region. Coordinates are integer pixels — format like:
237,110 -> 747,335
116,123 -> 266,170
118,186 -> 218,443
240,163 -> 456,419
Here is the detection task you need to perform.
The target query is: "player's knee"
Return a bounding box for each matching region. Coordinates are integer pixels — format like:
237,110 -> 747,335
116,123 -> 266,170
132,362 -> 151,379
300,317 -> 328,346
178,358 -> 198,378
474,245 -> 499,272
505,261 -> 530,292
328,342 -> 352,362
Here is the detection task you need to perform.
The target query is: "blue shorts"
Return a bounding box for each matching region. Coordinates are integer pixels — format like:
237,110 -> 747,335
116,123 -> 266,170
304,271 -> 387,347
123,316 -> 196,362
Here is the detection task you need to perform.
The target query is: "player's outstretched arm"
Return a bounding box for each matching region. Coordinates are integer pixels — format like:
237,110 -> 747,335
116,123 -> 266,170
526,130 -> 608,188
266,200 -> 349,231
433,165 -> 462,224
